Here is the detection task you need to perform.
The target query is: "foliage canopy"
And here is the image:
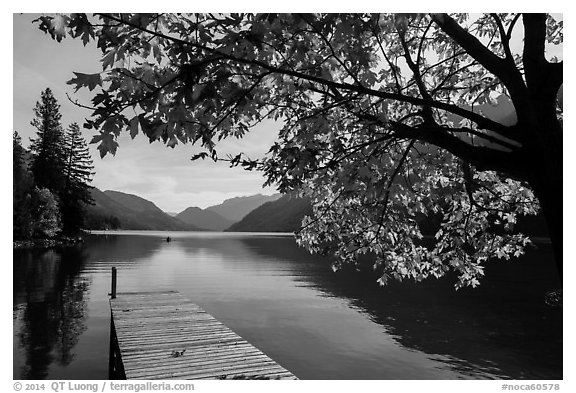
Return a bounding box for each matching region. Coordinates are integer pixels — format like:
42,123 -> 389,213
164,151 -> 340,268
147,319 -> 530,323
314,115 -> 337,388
34,13 -> 563,288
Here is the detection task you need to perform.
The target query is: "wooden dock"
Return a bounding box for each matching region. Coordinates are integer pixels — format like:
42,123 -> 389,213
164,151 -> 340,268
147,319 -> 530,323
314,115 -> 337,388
109,290 -> 297,380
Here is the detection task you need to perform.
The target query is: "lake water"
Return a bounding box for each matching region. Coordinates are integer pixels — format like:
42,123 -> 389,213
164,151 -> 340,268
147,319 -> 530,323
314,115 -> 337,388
13,231 -> 562,380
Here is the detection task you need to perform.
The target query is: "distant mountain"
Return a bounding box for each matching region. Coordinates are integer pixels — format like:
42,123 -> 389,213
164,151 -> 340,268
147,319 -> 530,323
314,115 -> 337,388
443,87 -> 562,129
104,190 -> 162,213
84,189 -> 200,231
175,207 -> 235,231
448,94 -> 517,127
226,194 -> 312,232
205,193 -> 282,222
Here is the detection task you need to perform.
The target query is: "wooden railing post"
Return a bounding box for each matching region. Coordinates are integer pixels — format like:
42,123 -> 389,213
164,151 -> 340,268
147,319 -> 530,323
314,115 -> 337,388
111,267 -> 117,299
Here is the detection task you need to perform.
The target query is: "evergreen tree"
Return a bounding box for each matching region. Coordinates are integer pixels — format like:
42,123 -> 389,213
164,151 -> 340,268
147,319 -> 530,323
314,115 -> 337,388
13,131 -> 26,180
61,123 -> 95,234
29,88 -> 66,194
13,131 -> 34,239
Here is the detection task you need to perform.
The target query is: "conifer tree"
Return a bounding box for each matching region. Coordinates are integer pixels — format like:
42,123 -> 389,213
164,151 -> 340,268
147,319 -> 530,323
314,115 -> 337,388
61,123 -> 95,234
13,131 -> 26,179
29,88 -> 66,194
13,131 -> 34,239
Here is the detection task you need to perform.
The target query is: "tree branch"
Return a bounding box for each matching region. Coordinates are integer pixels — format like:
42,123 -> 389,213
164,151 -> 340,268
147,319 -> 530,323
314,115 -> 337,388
506,14 -> 521,40
298,13 -> 361,85
490,13 -> 514,62
355,106 -> 519,153
397,28 -> 434,122
388,120 -> 527,178
416,21 -> 433,68
373,16 -> 402,93
97,12 -> 512,137
431,13 -> 531,125
431,14 -> 509,79
523,14 -> 562,101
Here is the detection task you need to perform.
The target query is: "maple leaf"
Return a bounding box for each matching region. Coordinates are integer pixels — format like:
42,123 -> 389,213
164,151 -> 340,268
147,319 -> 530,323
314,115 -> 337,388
95,133 -> 119,158
102,48 -> 117,70
129,116 -> 140,139
68,13 -> 94,46
67,72 -> 102,92
50,14 -> 70,42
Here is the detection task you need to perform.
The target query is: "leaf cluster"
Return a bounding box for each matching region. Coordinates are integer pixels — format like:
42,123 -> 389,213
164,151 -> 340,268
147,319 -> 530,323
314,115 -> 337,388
33,13 -> 562,287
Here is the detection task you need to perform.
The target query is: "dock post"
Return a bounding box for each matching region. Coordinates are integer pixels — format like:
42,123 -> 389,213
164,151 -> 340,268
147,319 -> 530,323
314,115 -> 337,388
110,267 -> 117,299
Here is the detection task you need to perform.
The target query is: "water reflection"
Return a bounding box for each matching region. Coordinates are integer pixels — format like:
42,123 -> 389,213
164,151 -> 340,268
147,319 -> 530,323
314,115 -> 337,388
233,236 -> 562,379
13,233 -> 562,380
13,247 -> 90,379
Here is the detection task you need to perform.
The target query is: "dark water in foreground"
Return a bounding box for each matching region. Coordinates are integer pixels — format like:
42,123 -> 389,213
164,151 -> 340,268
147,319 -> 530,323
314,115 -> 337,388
13,231 -> 562,380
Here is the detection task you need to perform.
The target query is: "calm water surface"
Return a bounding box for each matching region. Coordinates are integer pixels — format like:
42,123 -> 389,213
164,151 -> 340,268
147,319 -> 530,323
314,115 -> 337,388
13,231 -> 562,380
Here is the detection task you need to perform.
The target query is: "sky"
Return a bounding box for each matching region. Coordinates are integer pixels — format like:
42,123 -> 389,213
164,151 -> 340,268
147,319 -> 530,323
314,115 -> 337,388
13,13 -> 281,212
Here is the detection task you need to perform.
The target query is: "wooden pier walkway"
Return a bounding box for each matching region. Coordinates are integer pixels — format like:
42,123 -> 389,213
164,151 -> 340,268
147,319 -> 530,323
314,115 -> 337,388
109,290 -> 297,380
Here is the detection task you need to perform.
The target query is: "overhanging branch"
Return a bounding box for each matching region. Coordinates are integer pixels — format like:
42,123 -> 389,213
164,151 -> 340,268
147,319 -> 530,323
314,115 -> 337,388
96,13 -> 513,138
431,13 -> 532,128
388,120 -> 526,177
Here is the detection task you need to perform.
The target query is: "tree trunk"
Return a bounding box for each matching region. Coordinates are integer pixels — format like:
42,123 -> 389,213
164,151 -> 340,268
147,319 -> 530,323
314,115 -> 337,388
519,81 -> 563,282
528,155 -> 563,283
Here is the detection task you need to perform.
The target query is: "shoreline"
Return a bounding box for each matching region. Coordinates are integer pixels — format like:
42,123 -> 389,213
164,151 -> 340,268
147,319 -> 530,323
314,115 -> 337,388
13,235 -> 85,250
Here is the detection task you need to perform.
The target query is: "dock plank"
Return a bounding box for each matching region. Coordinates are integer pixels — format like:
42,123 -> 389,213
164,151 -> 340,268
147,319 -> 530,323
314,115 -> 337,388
110,291 -> 297,380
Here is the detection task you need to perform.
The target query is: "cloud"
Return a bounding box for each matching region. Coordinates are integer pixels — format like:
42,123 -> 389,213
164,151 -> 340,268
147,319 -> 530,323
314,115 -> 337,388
90,129 -> 277,210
